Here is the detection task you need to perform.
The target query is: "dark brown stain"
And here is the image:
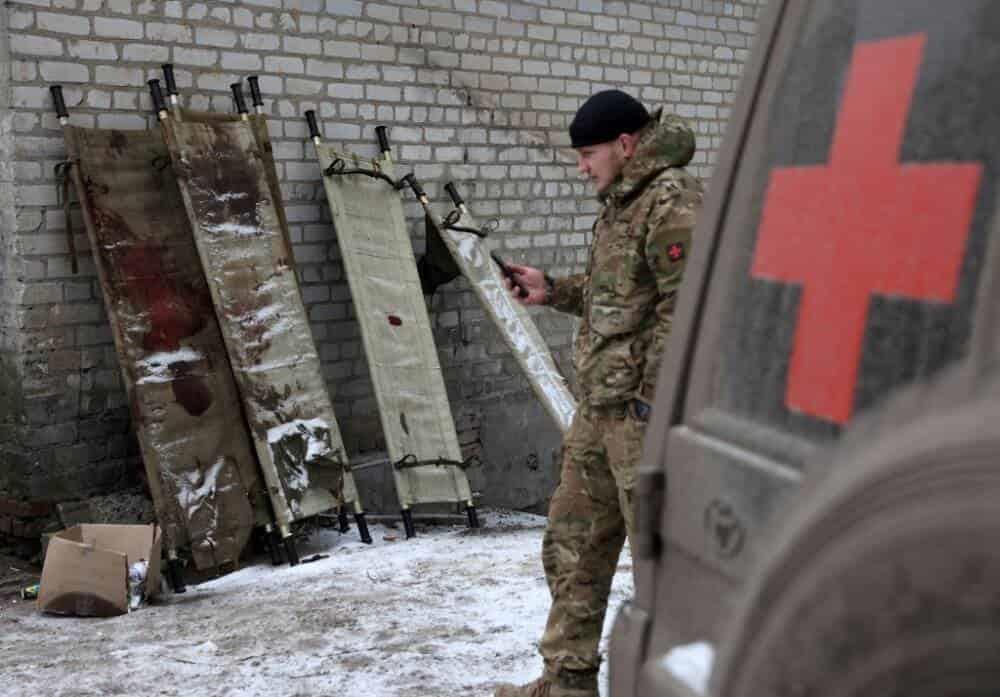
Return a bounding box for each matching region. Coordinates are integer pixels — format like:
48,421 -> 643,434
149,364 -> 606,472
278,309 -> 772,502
182,125 -> 262,237
270,422 -> 343,496
171,362 -> 213,416
388,315 -> 402,326
174,125 -> 277,369
399,412 -> 410,435
109,130 -> 129,158
271,427 -> 309,500
249,383 -> 295,431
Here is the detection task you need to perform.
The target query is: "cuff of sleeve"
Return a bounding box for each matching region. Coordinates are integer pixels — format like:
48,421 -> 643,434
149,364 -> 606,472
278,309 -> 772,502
548,275 -> 574,308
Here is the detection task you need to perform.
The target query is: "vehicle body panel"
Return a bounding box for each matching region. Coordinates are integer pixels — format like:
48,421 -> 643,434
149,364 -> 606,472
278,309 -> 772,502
612,1 -> 1000,693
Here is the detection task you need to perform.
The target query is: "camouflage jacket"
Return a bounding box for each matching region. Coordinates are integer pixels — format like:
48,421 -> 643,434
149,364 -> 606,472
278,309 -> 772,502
549,109 -> 704,406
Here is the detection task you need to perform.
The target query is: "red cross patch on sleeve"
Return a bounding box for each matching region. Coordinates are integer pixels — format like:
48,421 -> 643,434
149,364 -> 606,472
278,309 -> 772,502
667,242 -> 685,262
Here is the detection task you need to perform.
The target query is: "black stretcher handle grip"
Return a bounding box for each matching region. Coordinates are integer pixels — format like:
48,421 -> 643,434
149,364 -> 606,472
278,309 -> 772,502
444,182 -> 464,208
247,76 -> 263,107
401,173 -> 425,199
230,82 -> 248,115
148,79 -> 166,114
50,85 -> 68,119
162,64 -> 178,96
375,126 -> 390,155
305,110 -> 321,140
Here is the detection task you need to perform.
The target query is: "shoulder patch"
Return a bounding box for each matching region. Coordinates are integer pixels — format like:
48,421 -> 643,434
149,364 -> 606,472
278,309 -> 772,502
667,241 -> 686,262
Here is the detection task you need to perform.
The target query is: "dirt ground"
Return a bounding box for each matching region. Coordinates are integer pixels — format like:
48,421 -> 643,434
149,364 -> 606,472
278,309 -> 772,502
0,510 -> 633,697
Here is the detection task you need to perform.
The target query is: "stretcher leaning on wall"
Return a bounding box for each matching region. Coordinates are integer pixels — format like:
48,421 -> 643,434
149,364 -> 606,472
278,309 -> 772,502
50,85 -> 263,589
410,181 -> 577,434
148,74 -> 371,562
306,113 -> 479,538
158,70 -> 371,550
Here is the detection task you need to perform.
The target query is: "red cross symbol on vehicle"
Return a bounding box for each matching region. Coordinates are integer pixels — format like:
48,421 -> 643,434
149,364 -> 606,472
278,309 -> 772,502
750,34 -> 982,424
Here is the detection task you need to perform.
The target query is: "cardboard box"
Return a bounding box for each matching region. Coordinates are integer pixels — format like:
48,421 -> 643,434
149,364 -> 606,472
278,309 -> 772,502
38,524 -> 162,617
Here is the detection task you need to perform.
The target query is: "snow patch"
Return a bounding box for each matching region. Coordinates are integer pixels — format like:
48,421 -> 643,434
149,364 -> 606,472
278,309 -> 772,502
662,641 -> 715,695
176,455 -> 227,529
2,509 -> 634,697
136,346 -> 205,384
266,418 -> 329,445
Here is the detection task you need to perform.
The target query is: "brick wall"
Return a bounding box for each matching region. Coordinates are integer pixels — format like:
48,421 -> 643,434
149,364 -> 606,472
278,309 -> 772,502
1,3 -> 31,501
1,0 -> 765,510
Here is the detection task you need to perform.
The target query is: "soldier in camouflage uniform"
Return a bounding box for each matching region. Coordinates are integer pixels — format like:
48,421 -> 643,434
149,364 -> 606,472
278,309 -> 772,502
495,90 -> 704,697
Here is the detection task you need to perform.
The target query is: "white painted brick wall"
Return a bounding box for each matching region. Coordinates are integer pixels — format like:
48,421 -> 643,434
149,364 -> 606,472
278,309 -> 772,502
1,0 -> 765,498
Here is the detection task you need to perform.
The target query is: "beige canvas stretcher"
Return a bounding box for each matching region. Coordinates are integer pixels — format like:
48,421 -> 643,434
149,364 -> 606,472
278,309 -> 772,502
163,80 -> 371,543
306,115 -> 476,536
153,92 -> 355,557
56,122 -> 262,573
418,188 -> 577,434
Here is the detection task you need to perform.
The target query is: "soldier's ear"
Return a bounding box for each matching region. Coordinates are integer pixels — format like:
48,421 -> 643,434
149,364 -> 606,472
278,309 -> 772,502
619,132 -> 641,159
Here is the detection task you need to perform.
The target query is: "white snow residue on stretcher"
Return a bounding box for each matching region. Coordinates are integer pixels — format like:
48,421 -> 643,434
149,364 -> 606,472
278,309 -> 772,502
479,275 -> 576,429
203,221 -> 265,238
266,418 -> 330,445
450,229 -> 486,267
173,455 -> 228,535
240,300 -> 295,348
240,356 -> 299,374
135,346 -> 205,383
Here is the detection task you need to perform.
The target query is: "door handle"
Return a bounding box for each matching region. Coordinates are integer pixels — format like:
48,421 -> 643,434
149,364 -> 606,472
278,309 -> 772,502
636,466 -> 665,560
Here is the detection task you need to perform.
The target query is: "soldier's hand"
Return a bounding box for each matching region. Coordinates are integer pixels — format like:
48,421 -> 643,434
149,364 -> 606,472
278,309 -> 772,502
504,263 -> 548,305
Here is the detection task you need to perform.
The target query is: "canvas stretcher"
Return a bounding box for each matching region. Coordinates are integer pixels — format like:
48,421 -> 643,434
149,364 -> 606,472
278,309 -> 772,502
150,80 -> 364,558
306,113 -> 477,537
164,75 -> 368,533
416,183 -> 577,434
51,86 -> 263,578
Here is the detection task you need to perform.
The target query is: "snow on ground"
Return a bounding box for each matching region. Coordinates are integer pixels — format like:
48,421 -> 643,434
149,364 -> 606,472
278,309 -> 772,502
0,510 -> 634,697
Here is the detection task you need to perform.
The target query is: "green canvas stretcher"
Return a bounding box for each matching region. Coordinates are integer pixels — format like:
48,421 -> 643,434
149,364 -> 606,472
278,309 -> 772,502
56,121 -> 263,573
306,114 -> 476,536
152,87 -> 359,557
418,187 -> 577,434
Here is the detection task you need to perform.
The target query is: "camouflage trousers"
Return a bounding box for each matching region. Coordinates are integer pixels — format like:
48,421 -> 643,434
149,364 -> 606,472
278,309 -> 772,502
539,400 -> 646,674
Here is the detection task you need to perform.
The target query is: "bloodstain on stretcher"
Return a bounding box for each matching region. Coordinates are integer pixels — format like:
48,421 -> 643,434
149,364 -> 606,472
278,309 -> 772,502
86,193 -> 214,416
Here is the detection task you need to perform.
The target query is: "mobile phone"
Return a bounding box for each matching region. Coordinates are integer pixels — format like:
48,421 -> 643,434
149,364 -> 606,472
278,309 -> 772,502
490,252 -> 529,298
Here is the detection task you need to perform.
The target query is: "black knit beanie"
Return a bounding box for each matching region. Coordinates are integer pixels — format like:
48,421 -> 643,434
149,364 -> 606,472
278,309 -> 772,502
569,90 -> 651,148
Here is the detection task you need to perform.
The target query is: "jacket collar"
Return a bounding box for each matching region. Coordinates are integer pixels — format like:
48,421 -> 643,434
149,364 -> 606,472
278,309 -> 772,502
601,108 -> 696,206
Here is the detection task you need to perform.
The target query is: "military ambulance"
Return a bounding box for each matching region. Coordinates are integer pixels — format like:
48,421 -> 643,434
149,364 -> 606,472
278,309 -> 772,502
609,1 -> 1000,695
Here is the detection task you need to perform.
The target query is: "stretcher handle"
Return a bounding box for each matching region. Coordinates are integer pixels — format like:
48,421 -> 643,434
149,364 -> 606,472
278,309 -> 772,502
162,63 -> 178,96
247,76 -> 263,107
50,85 -> 69,119
375,126 -> 391,155
305,110 -> 321,140
148,79 -> 166,114
444,182 -> 464,208
400,172 -> 426,199
230,82 -> 248,115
